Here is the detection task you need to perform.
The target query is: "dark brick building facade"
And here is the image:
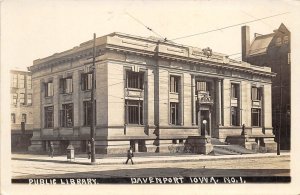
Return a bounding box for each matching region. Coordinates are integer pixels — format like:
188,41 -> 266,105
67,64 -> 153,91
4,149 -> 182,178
241,24 -> 291,149
11,70 -> 33,151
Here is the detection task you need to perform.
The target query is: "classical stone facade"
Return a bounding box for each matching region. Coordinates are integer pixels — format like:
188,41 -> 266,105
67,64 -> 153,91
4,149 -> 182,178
11,70 -> 33,151
28,32 -> 277,154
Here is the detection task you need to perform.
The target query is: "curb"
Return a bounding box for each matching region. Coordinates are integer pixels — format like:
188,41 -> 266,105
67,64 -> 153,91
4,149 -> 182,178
67,153 -> 289,165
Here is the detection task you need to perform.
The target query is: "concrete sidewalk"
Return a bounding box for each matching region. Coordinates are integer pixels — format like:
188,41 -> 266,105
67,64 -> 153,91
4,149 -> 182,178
12,152 -> 290,165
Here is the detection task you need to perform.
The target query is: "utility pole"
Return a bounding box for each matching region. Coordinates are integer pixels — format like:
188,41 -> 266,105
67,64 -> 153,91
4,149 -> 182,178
277,57 -> 282,156
90,33 -> 96,163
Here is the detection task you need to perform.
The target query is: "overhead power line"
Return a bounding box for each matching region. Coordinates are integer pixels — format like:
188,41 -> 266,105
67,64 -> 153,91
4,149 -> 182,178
125,12 -> 168,41
240,10 -> 274,30
171,12 -> 290,41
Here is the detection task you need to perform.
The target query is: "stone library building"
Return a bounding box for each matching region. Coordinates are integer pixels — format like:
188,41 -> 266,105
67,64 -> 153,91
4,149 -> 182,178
28,32 -> 277,154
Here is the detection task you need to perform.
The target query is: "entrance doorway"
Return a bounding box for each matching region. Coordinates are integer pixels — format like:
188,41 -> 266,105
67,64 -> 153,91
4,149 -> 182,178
200,110 -> 210,135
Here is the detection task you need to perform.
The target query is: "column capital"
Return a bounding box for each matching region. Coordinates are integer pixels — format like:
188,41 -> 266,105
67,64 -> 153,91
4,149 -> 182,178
217,78 -> 223,82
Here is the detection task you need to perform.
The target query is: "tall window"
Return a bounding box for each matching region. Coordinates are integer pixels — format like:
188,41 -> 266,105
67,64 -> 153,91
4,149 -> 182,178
126,71 -> 144,89
170,76 -> 180,93
81,73 -> 93,91
231,107 -> 239,126
83,101 -> 92,126
44,106 -> 54,128
27,76 -> 32,89
20,93 -> 25,104
125,100 -> 143,125
231,83 -> 239,99
27,94 -> 32,105
11,113 -> 16,123
170,102 -> 179,125
60,77 -> 73,94
251,87 -> 262,100
19,75 -> 25,88
45,81 -> 54,97
22,114 -> 27,123
251,108 -> 261,127
12,93 -> 18,105
60,104 -> 73,127
12,74 -> 18,88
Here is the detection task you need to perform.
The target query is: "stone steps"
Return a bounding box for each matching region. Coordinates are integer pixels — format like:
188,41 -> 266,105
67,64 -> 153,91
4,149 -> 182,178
212,146 -> 240,156
211,138 -> 256,156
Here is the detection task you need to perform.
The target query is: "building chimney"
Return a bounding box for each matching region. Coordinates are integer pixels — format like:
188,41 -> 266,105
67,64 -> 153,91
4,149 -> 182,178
254,33 -> 262,38
241,26 -> 250,61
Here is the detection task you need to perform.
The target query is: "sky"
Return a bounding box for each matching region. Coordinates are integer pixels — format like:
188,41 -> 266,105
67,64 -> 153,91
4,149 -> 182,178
1,0 -> 298,71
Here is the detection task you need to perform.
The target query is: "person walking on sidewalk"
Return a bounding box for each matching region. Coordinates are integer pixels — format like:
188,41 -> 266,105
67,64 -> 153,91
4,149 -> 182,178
125,146 -> 134,165
87,141 -> 91,159
49,142 -> 54,158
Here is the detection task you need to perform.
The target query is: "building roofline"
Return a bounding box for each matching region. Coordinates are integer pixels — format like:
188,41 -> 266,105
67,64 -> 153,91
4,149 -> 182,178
28,32 -> 274,77
10,69 -> 31,74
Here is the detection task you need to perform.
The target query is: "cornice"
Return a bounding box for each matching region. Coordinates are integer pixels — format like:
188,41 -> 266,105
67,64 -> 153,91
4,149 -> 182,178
28,32 -> 276,78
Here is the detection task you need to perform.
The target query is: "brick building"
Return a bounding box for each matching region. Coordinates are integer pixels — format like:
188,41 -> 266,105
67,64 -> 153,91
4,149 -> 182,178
28,32 -> 277,154
241,24 -> 291,149
11,70 -> 33,151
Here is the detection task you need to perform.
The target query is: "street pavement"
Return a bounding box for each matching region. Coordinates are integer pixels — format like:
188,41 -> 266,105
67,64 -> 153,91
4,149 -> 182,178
12,151 -> 289,165
11,152 -> 290,179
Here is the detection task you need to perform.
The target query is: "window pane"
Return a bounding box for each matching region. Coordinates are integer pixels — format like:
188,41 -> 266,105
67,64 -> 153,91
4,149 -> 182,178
170,76 -> 179,93
231,84 -> 239,98
276,37 -> 282,46
283,35 -> 289,44
257,88 -> 261,100
45,106 -> 54,128
231,107 -> 239,126
84,101 -> 92,126
88,74 -> 92,90
49,83 -> 53,96
19,75 -> 25,88
127,72 -> 144,89
251,108 -> 261,126
12,93 -> 18,105
82,74 -> 93,90
20,93 -> 25,104
251,87 -> 262,100
12,74 -> 18,88
45,82 -> 53,97
22,114 -> 27,123
61,104 -> 73,127
66,78 -> 73,93
125,100 -> 143,124
27,94 -> 32,104
27,76 -> 32,89
61,78 -> 73,93
170,102 -> 179,125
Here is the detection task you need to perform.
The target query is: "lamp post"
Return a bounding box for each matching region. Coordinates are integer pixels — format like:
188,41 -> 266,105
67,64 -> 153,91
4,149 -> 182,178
90,33 -> 96,164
